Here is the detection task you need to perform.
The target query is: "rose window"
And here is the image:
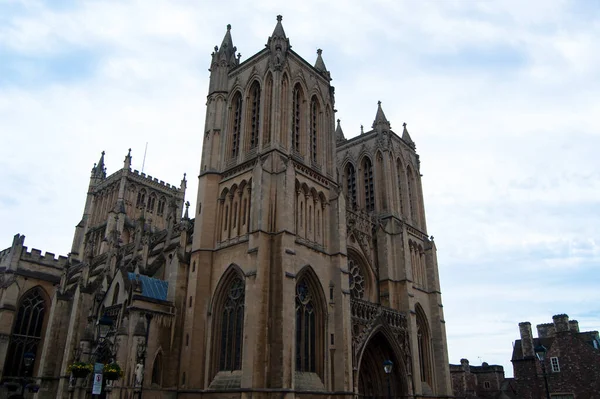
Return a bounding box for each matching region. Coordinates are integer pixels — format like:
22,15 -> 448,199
348,259 -> 365,299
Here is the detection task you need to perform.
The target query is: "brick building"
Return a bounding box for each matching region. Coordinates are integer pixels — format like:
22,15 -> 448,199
450,359 -> 516,399
512,314 -> 600,399
0,16 -> 454,399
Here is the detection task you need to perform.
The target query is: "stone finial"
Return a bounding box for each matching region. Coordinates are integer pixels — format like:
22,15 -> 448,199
277,15 -> 282,22
227,24 -> 231,30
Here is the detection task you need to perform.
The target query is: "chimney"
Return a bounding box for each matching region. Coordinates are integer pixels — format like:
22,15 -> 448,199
569,320 -> 580,333
519,322 -> 534,358
553,314 -> 570,333
536,323 -> 556,338
460,358 -> 470,372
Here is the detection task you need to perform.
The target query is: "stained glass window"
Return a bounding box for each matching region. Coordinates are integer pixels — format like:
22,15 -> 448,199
295,278 -> 316,372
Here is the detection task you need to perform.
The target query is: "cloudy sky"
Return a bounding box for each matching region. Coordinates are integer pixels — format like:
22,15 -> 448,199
1,0 -> 599,377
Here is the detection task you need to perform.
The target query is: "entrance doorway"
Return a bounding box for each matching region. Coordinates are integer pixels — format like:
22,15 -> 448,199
358,331 -> 407,398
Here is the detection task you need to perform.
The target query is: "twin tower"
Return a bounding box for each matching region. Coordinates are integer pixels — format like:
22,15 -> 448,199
186,16 -> 452,398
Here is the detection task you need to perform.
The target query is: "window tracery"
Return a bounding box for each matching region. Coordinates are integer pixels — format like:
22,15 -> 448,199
216,275 -> 245,371
348,259 -> 366,299
296,278 -> 316,372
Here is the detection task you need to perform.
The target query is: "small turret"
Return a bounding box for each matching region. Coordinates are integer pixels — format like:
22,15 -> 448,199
91,151 -> 107,180
372,101 -> 391,132
402,122 -> 415,149
335,119 -> 346,143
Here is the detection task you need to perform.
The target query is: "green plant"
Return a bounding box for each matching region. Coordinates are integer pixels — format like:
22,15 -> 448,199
103,363 -> 123,380
67,362 -> 93,375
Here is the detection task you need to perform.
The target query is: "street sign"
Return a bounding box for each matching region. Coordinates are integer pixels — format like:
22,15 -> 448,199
92,363 -> 103,395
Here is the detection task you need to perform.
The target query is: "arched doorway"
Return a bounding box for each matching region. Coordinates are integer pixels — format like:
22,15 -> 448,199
358,331 -> 407,398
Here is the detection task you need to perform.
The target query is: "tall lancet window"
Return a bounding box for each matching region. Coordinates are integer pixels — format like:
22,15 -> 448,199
363,158 -> 375,212
231,92 -> 243,158
310,97 -> 319,163
214,273 -> 245,371
296,277 -> 316,372
396,159 -> 405,217
263,74 -> 273,145
346,163 -> 357,207
249,81 -> 261,149
292,84 -> 304,153
3,288 -> 46,377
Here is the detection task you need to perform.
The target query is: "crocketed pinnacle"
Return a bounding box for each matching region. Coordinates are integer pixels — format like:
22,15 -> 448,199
372,101 -> 391,130
402,122 -> 415,148
217,24 -> 236,62
335,119 -> 346,142
271,15 -> 286,39
314,49 -> 327,72
92,151 -> 106,179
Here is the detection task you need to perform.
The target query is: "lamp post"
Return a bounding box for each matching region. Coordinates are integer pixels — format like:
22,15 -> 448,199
17,352 -> 35,398
534,344 -> 551,399
383,359 -> 393,399
97,315 -> 114,342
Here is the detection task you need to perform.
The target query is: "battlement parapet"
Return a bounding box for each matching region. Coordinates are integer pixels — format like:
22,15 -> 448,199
20,246 -> 68,268
131,169 -> 180,192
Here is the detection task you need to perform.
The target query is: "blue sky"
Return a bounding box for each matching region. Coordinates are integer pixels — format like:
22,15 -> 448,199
1,0 -> 599,378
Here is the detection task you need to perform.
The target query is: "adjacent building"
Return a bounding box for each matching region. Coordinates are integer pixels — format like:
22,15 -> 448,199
0,16 -> 454,398
512,314 -> 600,399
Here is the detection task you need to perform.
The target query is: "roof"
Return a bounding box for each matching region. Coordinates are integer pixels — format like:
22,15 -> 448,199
127,272 -> 168,301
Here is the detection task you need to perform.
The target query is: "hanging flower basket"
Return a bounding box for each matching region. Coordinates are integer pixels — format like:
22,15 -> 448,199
67,362 -> 93,378
103,363 -> 123,381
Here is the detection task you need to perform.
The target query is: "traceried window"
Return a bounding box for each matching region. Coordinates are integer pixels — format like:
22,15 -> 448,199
3,288 -> 46,377
136,189 -> 146,208
231,92 -> 243,158
147,193 -> 156,213
348,259 -> 366,299
157,196 -> 166,216
416,305 -> 433,387
296,278 -> 317,372
346,163 -> 357,207
249,81 -> 261,149
363,158 -> 375,212
310,97 -> 319,163
550,357 -> 560,372
218,276 -> 245,371
292,85 -> 303,153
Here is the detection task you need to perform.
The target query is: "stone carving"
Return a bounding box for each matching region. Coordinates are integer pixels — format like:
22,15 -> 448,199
134,363 -> 144,387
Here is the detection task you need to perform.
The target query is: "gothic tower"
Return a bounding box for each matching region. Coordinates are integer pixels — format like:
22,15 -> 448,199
186,16 -> 353,397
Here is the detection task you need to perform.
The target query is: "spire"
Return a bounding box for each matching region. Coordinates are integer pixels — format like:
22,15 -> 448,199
402,122 -> 415,149
271,15 -> 286,39
372,101 -> 391,131
183,201 -> 190,220
335,119 -> 346,143
91,151 -> 106,179
123,148 -> 132,170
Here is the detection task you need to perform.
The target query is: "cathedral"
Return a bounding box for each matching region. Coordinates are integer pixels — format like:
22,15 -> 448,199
0,16 -> 452,399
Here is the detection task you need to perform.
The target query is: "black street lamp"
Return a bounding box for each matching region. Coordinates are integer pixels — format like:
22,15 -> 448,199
383,359 -> 393,399
97,315 -> 114,341
17,352 -> 36,398
534,344 -> 551,399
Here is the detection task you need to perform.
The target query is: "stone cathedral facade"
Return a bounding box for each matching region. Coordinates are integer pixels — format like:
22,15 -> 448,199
0,16 -> 452,399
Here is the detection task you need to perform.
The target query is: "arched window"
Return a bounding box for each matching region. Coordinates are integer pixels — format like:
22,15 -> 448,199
346,163 -> 357,207
263,74 -> 273,145
213,271 -> 245,372
248,81 -> 261,150
396,159 -> 405,217
295,272 -> 324,377
292,84 -> 304,153
147,193 -> 156,213
230,92 -> 243,158
407,167 -> 418,225
310,96 -> 320,164
157,196 -> 166,216
3,288 -> 46,377
416,305 -> 433,388
136,189 -> 146,208
363,158 -> 375,212
151,352 -> 162,386
112,283 -> 120,305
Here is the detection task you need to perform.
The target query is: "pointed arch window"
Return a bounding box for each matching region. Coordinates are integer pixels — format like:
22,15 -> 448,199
249,81 -> 261,149
363,158 -> 375,212
396,159 -> 405,217
3,288 -> 46,377
231,92 -> 243,158
151,352 -> 163,386
214,274 -> 245,372
310,97 -> 319,163
295,278 -> 317,372
346,163 -> 357,207
292,85 -> 303,153
416,306 -> 433,387
407,168 -> 418,225
348,259 -> 366,299
263,74 -> 273,144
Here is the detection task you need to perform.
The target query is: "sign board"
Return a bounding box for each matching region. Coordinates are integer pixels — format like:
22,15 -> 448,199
92,363 -> 103,395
